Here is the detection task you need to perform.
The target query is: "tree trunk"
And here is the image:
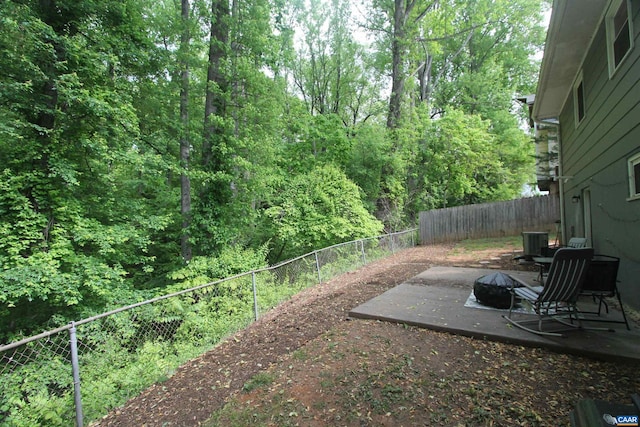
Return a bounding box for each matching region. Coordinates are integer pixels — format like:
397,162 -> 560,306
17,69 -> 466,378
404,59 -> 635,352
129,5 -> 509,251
203,0 -> 230,169
386,0 -> 437,126
180,0 -> 192,261
417,54 -> 432,104
386,0 -> 407,129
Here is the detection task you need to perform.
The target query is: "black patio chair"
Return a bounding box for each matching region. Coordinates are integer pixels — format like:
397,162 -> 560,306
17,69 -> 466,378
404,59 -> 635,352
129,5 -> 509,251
579,254 -> 630,330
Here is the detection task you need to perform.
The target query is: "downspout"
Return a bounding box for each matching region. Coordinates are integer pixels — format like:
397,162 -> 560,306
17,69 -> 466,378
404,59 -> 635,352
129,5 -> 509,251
557,124 -> 566,245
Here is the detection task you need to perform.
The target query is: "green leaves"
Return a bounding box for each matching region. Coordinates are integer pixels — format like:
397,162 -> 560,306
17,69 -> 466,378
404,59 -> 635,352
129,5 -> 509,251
412,109 -> 490,209
266,165 -> 384,261
168,245 -> 268,290
0,0 -> 541,339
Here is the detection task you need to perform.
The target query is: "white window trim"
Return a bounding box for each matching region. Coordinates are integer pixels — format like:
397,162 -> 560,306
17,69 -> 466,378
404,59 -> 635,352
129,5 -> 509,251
606,0 -> 634,78
573,70 -> 585,127
628,152 -> 640,201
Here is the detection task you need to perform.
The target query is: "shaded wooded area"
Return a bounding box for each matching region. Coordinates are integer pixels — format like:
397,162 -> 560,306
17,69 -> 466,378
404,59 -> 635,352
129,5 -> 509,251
0,0 -> 549,339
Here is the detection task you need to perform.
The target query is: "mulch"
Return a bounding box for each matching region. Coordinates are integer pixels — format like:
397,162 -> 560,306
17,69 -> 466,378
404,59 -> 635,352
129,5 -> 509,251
94,245 -> 639,426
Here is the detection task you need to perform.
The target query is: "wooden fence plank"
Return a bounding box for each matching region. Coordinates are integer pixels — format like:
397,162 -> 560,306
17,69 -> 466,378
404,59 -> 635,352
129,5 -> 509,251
419,195 -> 560,244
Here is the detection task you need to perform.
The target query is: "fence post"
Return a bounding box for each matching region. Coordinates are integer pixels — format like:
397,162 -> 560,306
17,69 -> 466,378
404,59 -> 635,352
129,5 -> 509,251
314,251 -> 322,283
360,240 -> 367,265
252,271 -> 259,321
69,322 -> 84,427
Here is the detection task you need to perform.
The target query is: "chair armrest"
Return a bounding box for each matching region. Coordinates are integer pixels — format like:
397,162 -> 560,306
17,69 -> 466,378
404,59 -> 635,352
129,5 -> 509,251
534,262 -> 548,270
509,275 -> 541,292
541,246 -> 559,257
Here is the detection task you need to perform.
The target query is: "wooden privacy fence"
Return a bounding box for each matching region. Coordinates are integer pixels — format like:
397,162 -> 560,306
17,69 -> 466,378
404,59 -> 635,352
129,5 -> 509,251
419,195 -> 560,244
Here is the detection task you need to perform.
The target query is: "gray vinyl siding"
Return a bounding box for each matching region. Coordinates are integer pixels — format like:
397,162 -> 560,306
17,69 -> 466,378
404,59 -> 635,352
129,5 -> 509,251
559,1 -> 640,309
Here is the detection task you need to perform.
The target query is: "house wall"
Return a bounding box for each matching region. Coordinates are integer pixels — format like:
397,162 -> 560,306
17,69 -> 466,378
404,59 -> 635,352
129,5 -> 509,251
558,1 -> 640,309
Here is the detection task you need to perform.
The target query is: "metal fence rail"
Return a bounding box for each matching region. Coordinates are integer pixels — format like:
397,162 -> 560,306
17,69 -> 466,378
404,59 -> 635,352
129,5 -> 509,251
0,230 -> 416,426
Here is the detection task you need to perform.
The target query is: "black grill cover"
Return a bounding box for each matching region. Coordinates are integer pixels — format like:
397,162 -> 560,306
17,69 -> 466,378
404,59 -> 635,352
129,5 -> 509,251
473,272 -> 521,309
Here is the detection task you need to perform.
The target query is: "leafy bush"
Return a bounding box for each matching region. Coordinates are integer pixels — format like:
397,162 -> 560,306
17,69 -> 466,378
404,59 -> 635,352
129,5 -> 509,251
266,164 -> 384,262
167,245 -> 269,290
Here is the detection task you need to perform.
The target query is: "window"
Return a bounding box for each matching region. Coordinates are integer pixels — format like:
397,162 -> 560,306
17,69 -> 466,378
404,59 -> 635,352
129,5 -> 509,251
629,152 -> 640,201
573,72 -> 585,126
576,81 -> 585,122
606,0 -> 634,76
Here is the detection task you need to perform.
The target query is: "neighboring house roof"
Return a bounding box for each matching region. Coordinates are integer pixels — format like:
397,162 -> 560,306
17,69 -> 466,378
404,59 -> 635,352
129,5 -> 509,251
533,0 -> 608,121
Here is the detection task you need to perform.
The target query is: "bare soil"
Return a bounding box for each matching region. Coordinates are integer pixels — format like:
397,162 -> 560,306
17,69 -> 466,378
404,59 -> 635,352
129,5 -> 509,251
95,242 -> 639,427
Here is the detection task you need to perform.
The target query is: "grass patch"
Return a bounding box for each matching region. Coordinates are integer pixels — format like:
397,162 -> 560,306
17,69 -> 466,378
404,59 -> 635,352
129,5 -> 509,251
452,233 -> 559,254
292,349 -> 307,361
242,372 -> 275,392
207,393 -> 308,427
452,235 -> 522,253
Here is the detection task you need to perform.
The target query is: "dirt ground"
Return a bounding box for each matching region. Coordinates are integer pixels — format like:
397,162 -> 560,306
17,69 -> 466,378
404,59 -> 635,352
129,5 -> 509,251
95,242 -> 640,427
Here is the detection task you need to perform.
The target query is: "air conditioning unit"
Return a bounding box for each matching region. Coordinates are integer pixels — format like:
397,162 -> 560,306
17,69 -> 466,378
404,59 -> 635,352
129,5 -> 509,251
522,232 -> 548,259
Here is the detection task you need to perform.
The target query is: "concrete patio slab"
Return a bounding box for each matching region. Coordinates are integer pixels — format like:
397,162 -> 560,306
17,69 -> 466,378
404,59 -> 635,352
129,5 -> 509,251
349,266 -> 640,363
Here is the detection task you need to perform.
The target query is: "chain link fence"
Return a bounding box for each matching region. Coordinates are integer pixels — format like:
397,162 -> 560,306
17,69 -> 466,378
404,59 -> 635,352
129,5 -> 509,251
0,230 -> 416,426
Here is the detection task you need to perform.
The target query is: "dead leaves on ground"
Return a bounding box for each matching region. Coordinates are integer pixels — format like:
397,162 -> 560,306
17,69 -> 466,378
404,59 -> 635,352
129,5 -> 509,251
212,320 -> 639,426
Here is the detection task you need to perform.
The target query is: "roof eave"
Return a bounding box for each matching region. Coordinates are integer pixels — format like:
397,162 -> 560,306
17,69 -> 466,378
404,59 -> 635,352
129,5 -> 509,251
533,0 -> 607,121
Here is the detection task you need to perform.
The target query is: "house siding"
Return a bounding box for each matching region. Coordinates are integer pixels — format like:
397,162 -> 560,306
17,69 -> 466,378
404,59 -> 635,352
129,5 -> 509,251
559,1 -> 640,309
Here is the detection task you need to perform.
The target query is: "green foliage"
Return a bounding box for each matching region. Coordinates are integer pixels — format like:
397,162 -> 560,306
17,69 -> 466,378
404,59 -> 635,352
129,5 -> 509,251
0,0 -> 181,333
167,245 -> 268,290
281,114 -> 352,174
346,123 -> 391,212
412,109 -> 495,209
266,164 -> 384,261
243,372 -> 275,392
0,0 -> 543,335
0,337 -> 74,426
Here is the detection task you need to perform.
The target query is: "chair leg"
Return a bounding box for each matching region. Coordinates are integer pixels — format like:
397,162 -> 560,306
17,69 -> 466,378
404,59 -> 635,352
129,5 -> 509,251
597,296 -> 609,315
578,289 -> 630,331
550,304 -> 583,330
503,314 -> 572,337
616,290 -> 631,331
508,291 -> 515,317
538,309 -> 543,332
502,301 -> 581,338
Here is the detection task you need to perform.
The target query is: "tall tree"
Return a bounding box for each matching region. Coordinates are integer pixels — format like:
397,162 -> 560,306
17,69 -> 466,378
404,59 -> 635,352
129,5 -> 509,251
293,0 -> 382,126
420,0 -> 546,203
203,0 -> 230,170
193,0 -> 233,254
180,0 -> 193,261
222,0 -> 295,247
427,0 -> 546,115
368,0 -> 437,129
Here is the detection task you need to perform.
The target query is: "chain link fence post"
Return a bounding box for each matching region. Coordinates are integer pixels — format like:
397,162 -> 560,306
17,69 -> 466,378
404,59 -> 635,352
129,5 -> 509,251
314,251 -> 322,283
360,239 -> 367,265
69,322 -> 84,427
252,271 -> 259,321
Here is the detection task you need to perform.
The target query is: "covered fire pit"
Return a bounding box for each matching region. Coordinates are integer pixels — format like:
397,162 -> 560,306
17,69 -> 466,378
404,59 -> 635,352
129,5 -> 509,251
473,272 -> 521,309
